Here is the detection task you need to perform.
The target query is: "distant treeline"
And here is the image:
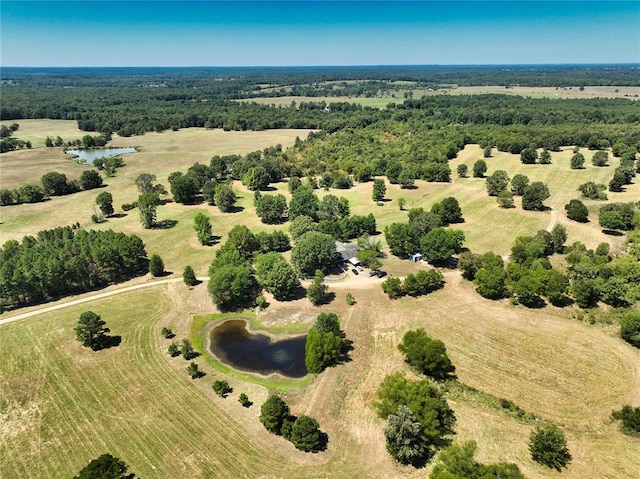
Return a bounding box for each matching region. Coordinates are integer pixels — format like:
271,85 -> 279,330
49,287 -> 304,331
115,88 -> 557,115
0,227 -> 148,308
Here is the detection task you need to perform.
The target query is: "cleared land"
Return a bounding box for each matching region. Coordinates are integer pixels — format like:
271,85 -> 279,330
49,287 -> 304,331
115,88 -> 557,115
1,120 -> 639,478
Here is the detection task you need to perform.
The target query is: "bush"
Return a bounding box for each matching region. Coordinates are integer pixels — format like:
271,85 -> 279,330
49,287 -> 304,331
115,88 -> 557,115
528,423 -> 571,470
620,312 -> 640,348
238,393 -> 252,407
397,328 -> 455,380
611,405 -> 640,434
167,342 -> 180,357
149,253 -> 164,277
161,327 -> 174,338
382,277 -> 405,299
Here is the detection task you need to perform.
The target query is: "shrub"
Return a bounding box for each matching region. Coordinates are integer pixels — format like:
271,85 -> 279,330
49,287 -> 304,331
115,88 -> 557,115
611,405 -> 640,434
149,253 -> 164,277
212,379 -> 232,397
238,393 -> 251,407
620,312 -> 640,348
397,328 -> 455,380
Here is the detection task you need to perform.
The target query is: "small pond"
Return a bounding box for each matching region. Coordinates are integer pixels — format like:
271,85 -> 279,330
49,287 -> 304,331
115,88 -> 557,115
209,320 -> 307,378
65,147 -> 136,165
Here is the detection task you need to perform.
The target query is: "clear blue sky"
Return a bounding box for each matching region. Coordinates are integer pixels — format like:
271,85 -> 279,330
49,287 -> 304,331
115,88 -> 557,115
1,1 -> 639,66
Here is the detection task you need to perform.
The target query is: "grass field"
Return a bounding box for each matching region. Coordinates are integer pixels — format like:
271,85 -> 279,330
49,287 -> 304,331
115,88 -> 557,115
1,120 -> 639,478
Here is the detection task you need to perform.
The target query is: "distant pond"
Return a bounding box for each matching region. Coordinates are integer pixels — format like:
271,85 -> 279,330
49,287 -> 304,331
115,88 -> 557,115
66,147 -> 136,165
209,320 -> 307,378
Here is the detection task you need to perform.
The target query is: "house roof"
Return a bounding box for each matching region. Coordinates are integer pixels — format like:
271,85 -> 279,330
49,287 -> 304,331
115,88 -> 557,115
335,241 -> 358,262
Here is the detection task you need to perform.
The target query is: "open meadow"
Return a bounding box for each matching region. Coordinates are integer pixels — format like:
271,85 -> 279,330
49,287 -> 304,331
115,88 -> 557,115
1,120 -> 639,478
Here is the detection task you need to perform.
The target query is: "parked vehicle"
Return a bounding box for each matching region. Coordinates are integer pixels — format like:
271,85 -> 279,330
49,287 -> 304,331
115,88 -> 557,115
376,270 -> 387,278
351,268 -> 359,275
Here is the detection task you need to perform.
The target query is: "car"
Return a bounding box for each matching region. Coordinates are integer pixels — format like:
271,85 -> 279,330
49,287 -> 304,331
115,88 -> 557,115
369,270 -> 379,277
376,270 -> 387,278
351,268 -> 359,275
356,265 -> 364,272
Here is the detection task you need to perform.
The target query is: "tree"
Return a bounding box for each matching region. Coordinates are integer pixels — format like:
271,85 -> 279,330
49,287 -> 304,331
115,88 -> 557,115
170,173 -> 200,204
539,148 -> 552,164
181,338 -> 196,360
565,199 -> 589,222
93,191 -> 114,217
522,182 -> 550,211
384,405 -> 425,465
137,192 -> 160,228
17,184 -> 45,203
79,170 -> 103,190
214,183 -> 237,212
510,174 -> 529,196
41,171 -> 70,196
620,312 -> 640,348
550,224 -> 567,253
73,453 -> 133,479
398,329 -> 455,380
609,169 -> 627,192
483,146 -> 492,157
255,253 -> 301,301
528,423 -> 572,470
74,311 -> 108,351
611,405 -> 640,434
474,266 -> 506,299
497,190 -> 514,208
372,178 -> 386,201
288,176 -> 302,193
599,210 -> 625,231
307,269 -> 329,305
458,251 -> 483,280
242,166 -> 271,190
289,186 -> 319,221
149,253 -> 164,277
440,197 -> 463,224
420,228 -> 465,265
291,231 -> 337,276
520,147 -> 538,164
256,193 -> 288,224
289,215 -> 318,242
212,379 -> 232,397
430,441 -> 525,479
186,361 -> 201,379
472,159 -> 487,178
486,170 -> 510,196
208,264 -> 256,311
135,173 -> 166,195
382,276 -> 405,299
591,150 -> 609,166
168,342 -> 180,357
260,394 -> 291,435
193,212 -> 212,245
238,393 -> 251,407
290,415 -> 323,452
161,327 -> 174,338
579,181 -> 607,200
183,265 -> 197,286
456,164 -> 468,178
318,194 -> 349,222
375,372 -> 456,456
570,152 -> 585,169
398,197 -> 406,210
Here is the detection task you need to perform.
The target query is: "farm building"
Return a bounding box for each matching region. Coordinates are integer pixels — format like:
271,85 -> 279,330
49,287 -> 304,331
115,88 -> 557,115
335,241 -> 359,266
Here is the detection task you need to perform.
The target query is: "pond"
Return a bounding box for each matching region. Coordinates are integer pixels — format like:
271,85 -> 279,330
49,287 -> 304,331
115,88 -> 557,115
209,320 -> 307,378
65,147 -> 136,165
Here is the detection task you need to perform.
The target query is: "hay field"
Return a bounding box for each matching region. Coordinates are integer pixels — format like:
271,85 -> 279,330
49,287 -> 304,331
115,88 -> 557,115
1,270 -> 638,478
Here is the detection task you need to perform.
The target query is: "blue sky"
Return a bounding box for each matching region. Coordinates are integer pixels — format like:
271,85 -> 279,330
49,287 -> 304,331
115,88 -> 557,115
1,1 -> 639,66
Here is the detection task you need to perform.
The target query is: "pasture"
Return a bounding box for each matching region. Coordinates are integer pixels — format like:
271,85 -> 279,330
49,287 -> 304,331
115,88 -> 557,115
1,120 -> 639,478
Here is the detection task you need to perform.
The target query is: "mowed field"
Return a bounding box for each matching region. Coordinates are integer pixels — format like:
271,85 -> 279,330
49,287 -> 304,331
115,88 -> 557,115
1,120 -> 639,478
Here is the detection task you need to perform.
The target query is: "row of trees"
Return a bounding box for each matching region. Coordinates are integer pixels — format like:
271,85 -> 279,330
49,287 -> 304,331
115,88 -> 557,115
0,226 -> 148,308
382,269 -> 445,299
0,169 -> 104,206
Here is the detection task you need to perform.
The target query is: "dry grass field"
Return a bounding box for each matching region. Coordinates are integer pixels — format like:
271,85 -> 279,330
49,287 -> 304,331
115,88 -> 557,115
1,120 -> 639,478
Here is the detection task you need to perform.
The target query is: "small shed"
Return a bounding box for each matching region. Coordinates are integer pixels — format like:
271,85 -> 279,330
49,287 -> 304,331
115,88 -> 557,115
335,241 -> 359,265
410,253 -> 422,263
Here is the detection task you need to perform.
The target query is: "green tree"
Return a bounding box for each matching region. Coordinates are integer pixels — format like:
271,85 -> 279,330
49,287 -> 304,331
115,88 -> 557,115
291,231 -> 337,275
398,197 -> 406,210
565,199 -> 589,222
375,372 -> 456,456
497,190 -> 514,208
382,276 -> 405,299
41,171 -> 70,196
289,215 -> 318,242
384,405 -> 425,465
599,210 -> 625,231
208,264 -> 256,311
474,266 -> 506,299
307,269 -> 329,305
161,327 -> 173,338
420,228 -> 465,265
520,147 -> 538,164
73,453 -> 132,479
242,166 -> 271,190
510,173 -> 529,196
456,164 -> 468,178
372,178 -> 386,201
212,379 -> 232,397
214,183 -> 237,212
528,423 -> 572,470
149,253 -> 164,277
135,173 -> 166,195
290,415 -> 323,452
483,146 -> 492,158
79,170 -> 103,190
186,361 -> 201,379
539,148 -> 552,164
522,181 -> 550,211
430,441 -> 525,479
193,212 -> 212,245
238,393 -> 251,407
486,170 -> 510,196
256,193 -> 288,224
74,311 -> 108,351
289,186 -> 319,221
550,224 -> 567,253
591,150 -> 609,166
305,322 -> 343,373
95,191 -> 114,217
260,394 -> 291,435
183,265 -> 197,286
181,338 -> 196,360
620,312 -> 640,348
137,192 -> 160,228
168,342 -> 180,357
472,159 -> 487,178
611,405 -> 640,434
255,253 -> 301,301
570,152 -> 585,169
17,184 -> 44,203
458,251 -> 483,280
398,329 -> 455,380
440,197 -> 463,224
288,176 -> 302,193
170,173 -> 200,204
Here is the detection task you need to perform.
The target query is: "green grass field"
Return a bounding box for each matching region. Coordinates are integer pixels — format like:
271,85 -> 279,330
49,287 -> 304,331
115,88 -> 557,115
1,120 -> 639,478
